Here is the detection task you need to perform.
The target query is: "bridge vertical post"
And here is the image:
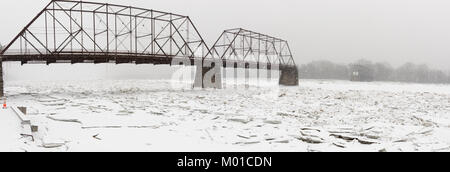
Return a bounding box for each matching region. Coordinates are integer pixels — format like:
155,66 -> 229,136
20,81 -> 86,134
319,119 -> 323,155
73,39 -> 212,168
279,65 -> 299,86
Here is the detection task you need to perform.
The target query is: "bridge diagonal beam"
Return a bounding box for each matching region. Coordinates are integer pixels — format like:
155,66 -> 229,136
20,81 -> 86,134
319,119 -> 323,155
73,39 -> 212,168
20,33 -> 43,55
0,1 -> 53,55
25,29 -> 52,54
53,1 -> 106,53
57,30 -> 83,54
168,21 -> 197,58
141,22 -> 171,54
45,11 -> 90,53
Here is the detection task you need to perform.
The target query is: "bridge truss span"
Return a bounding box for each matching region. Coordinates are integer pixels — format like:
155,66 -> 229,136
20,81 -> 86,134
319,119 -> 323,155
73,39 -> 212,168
208,28 -> 296,69
0,0 -> 210,64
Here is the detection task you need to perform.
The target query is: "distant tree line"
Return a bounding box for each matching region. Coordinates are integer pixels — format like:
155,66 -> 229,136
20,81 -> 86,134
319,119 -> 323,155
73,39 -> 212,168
298,59 -> 450,84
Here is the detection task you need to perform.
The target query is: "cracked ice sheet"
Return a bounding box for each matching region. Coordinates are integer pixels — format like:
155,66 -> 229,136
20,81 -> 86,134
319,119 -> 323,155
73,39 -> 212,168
4,79 -> 450,152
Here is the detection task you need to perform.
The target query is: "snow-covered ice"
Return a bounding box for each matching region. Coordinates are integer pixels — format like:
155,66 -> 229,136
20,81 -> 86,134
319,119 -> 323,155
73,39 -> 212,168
2,79 -> 450,152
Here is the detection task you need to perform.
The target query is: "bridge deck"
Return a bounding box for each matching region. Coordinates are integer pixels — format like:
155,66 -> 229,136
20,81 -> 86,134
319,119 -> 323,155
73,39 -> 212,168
1,54 -> 285,70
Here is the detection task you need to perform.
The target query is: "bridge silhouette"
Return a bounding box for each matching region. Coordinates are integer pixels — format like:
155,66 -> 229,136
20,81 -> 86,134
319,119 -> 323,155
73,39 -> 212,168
0,0 -> 298,96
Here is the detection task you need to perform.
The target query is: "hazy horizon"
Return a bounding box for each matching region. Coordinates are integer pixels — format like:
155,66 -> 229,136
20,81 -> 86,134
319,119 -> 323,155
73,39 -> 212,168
1,0 -> 449,70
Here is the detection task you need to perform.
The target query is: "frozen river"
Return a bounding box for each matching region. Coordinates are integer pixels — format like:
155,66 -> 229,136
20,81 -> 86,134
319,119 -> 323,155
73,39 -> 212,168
3,78 -> 450,152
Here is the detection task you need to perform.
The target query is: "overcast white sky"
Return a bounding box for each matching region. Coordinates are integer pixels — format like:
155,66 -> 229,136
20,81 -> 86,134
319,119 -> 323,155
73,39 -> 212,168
1,0 -> 449,70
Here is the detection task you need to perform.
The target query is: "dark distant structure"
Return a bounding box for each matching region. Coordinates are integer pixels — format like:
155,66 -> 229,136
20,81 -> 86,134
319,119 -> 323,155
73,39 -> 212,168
0,0 -> 299,96
350,64 -> 374,82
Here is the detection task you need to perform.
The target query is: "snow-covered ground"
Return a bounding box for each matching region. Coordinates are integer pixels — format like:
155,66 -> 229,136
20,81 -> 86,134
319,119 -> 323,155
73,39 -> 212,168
0,108 -> 27,152
2,79 -> 450,152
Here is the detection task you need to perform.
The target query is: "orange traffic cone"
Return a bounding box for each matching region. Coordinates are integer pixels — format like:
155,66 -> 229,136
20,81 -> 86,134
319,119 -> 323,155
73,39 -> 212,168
2,99 -> 6,109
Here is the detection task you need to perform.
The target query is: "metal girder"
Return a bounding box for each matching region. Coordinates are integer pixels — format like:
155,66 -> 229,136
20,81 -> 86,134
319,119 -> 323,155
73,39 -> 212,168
208,28 -> 295,66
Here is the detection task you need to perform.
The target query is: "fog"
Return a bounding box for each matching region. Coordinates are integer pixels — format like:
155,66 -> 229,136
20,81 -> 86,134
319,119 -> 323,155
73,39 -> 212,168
1,62 -> 181,81
3,62 -> 280,82
1,0 -> 450,81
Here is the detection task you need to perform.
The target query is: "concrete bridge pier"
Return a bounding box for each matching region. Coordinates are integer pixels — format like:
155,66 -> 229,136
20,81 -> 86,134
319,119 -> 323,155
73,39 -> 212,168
222,66 -> 227,89
194,61 -> 223,89
257,67 -> 260,86
234,66 -> 238,88
279,65 -> 299,86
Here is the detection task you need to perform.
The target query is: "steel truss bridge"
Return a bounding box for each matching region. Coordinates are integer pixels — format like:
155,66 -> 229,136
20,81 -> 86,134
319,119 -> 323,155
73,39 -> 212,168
0,0 -> 298,96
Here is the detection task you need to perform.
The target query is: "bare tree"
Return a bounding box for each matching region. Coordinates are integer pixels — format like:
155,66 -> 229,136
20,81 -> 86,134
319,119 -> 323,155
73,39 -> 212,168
447,71 -> 450,83
415,64 -> 430,83
373,62 -> 394,81
299,59 -> 449,84
395,63 -> 416,82
299,60 -> 349,80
